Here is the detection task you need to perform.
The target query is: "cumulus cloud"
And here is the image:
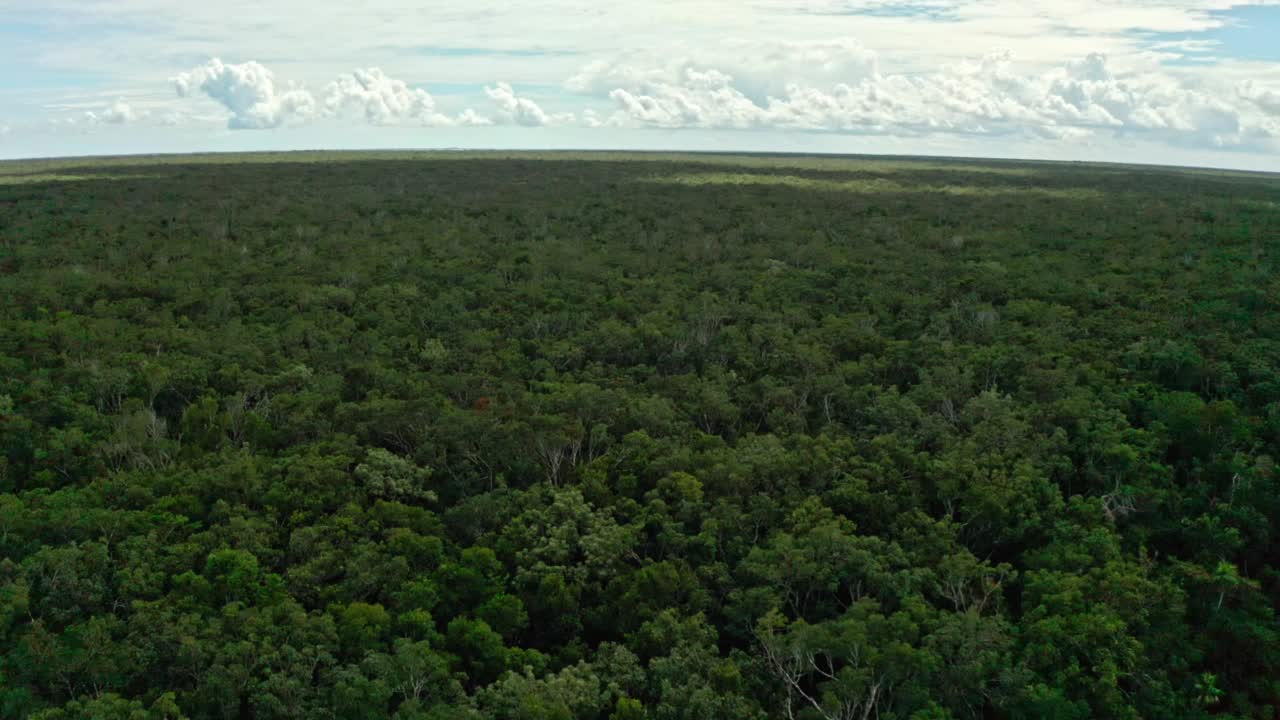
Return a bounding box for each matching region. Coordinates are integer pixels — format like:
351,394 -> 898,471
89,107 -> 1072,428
165,44 -> 1280,152
323,68 -> 452,125
571,45 -> 1280,148
323,68 -> 497,126
84,98 -> 137,125
173,58 -> 318,129
484,82 -> 572,126
567,40 -> 879,105
728,38 -> 881,101
606,68 -> 764,129
456,108 -> 495,126
175,59 -> 496,128
1240,82 -> 1280,116
567,59 -> 672,96
157,111 -> 187,126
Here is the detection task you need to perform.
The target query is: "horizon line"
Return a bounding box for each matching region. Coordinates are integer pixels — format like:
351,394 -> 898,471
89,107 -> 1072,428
2,147 -> 1278,179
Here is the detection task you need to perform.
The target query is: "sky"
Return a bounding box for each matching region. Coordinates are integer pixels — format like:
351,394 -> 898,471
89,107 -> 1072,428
1,0 -> 1280,170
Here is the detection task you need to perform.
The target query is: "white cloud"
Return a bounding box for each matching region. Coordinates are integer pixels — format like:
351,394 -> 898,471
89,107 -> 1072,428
323,67 -> 451,125
566,41 -> 879,108
174,58 -> 318,129
573,47 -> 1279,149
726,38 -> 881,101
605,68 -> 764,129
156,111 -> 186,126
38,99 -> 144,131
484,82 -> 572,126
84,98 -> 137,125
567,59 -> 672,96
1240,82 -> 1280,116
19,0 -> 1262,84
175,59 -> 495,128
7,0 -> 1279,166
457,108 -> 495,126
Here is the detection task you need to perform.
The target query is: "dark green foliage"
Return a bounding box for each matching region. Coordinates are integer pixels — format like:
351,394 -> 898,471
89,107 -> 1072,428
1,151 -> 1279,718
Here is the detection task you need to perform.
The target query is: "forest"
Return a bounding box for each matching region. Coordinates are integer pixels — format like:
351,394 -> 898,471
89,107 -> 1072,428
1,151 -> 1279,719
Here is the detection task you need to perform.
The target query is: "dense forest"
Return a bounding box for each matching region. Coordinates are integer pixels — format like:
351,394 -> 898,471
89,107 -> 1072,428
2,151 -> 1279,719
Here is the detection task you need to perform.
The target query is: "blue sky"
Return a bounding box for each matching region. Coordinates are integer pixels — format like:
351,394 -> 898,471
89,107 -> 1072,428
1,0 -> 1279,170
1199,5 -> 1280,61
1143,5 -> 1280,67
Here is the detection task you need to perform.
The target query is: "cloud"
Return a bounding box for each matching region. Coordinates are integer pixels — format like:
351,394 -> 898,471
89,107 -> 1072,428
727,38 -> 881,100
11,0 -> 1280,167
42,99 -> 143,130
567,59 -> 673,96
175,59 -> 494,128
484,82 -> 572,126
84,99 -> 137,125
323,67 -> 452,125
567,39 -> 880,103
573,46 -> 1280,149
456,108 -> 495,126
1240,82 -> 1280,116
157,111 -> 187,126
605,68 -> 764,129
174,58 -> 318,129
159,42 -> 1280,154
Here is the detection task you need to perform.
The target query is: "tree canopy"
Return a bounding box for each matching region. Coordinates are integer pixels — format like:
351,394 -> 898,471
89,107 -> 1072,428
1,152 -> 1279,719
